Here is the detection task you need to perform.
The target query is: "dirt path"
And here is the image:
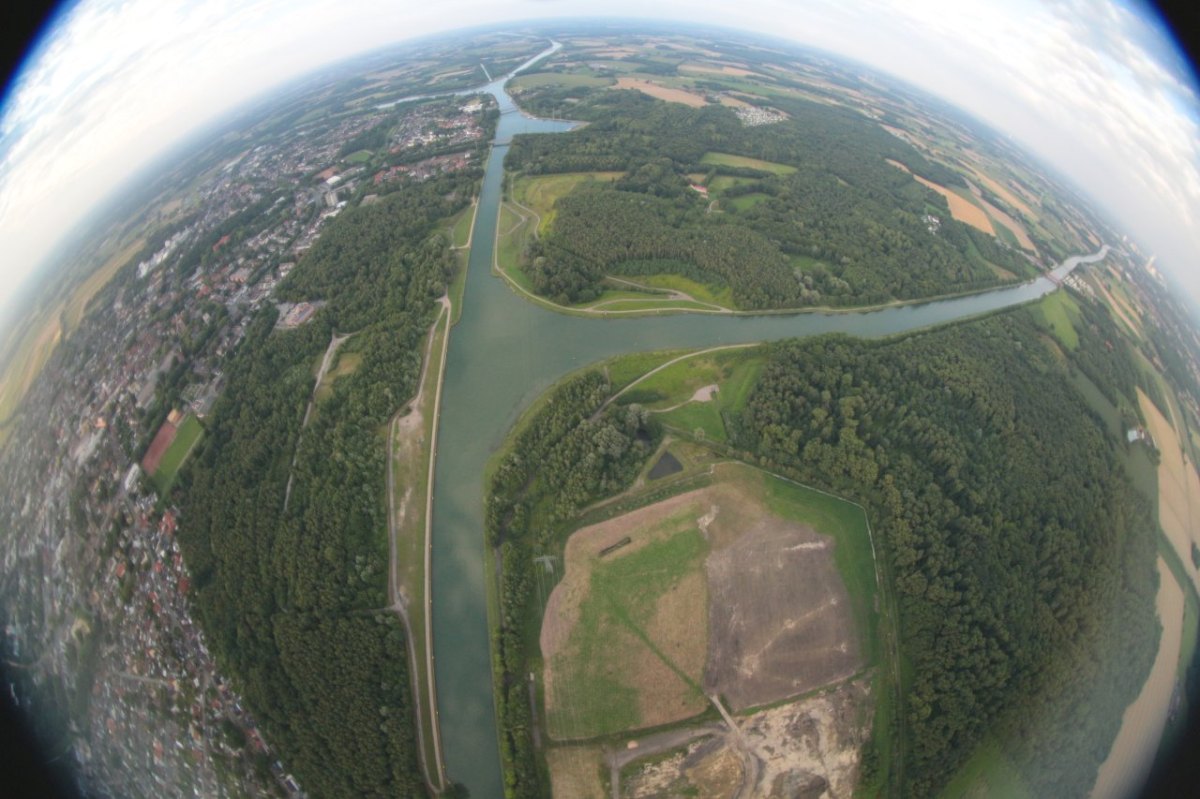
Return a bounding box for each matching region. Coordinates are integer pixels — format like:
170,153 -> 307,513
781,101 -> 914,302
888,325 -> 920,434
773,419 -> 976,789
283,331 -> 351,513
652,384 -> 719,414
450,200 -> 480,250
386,298 -> 451,793
1091,558 -> 1185,799
605,724 -> 725,799
598,344 -> 756,416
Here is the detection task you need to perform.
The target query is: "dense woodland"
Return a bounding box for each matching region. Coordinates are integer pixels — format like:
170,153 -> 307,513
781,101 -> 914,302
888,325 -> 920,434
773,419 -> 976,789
507,91 -> 1033,308
485,303 -> 1160,797
486,373 -> 657,798
734,313 -> 1159,796
176,173 -> 472,798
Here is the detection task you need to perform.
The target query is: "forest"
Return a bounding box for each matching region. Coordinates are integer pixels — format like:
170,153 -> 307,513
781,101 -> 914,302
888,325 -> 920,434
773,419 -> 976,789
507,90 -> 1034,308
734,314 -> 1160,796
486,303 -> 1160,797
175,172 -> 472,798
486,372 -> 657,798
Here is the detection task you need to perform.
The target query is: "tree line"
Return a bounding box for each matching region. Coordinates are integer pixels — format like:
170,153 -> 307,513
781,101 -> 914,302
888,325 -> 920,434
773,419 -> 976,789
176,174 -> 470,798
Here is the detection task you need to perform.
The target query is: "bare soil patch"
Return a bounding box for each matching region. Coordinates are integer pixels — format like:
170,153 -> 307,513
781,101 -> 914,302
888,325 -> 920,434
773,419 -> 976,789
680,62 -> 759,78
745,678 -> 870,798
619,678 -> 871,798
705,517 -> 861,710
615,78 -> 708,107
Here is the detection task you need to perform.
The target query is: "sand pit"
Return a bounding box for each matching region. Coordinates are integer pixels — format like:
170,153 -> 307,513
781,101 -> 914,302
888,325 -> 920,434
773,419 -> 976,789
615,77 -> 708,107
618,677 -> 871,799
1138,389 -> 1200,594
913,175 -> 996,234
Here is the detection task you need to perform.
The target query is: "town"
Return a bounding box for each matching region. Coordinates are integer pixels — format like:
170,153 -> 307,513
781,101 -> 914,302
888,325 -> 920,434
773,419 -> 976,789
0,87 -> 493,798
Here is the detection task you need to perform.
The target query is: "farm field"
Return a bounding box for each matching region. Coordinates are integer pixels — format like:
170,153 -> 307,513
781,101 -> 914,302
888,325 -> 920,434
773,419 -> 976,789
1091,558 -> 1185,799
1138,388 -> 1200,594
614,77 -> 708,107
911,174 -> 996,234
508,72 -> 612,91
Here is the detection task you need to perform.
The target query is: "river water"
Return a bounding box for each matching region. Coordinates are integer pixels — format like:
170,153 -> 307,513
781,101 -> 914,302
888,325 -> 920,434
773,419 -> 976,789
428,44 -> 1108,797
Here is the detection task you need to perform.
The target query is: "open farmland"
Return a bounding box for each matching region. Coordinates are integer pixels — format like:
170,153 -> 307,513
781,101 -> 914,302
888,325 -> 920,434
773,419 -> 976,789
911,174 -> 996,234
614,77 -> 708,107
1138,389 -> 1200,594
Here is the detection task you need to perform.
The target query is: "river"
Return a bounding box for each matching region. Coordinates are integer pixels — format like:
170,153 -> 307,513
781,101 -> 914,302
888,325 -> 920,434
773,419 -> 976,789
428,42 -> 1109,798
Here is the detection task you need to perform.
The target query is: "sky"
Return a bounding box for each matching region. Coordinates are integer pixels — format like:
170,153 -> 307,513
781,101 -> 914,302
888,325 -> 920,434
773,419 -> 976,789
1,0 -> 1198,327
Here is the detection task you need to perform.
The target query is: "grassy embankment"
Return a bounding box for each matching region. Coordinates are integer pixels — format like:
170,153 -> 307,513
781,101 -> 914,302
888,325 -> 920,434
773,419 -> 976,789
385,209 -> 475,787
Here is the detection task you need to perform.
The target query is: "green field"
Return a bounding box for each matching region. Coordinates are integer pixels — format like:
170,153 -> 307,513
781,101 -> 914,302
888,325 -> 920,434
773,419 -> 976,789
615,347 -> 764,443
544,461 -> 879,740
545,523 -> 709,738
728,192 -> 770,211
508,71 -> 613,91
707,174 -> 758,193
1032,291 -> 1081,350
700,151 -> 797,175
513,171 -> 624,235
152,415 -> 203,493
344,149 -> 373,164
447,204 -> 475,248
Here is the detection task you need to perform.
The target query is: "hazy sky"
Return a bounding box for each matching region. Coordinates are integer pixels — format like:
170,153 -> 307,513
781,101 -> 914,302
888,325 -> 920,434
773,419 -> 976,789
1,0 -> 1198,325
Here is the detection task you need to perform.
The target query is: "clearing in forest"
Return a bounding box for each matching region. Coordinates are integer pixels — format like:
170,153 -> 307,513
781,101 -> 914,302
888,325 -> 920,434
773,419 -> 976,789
540,463 -> 871,740
700,151 -> 797,175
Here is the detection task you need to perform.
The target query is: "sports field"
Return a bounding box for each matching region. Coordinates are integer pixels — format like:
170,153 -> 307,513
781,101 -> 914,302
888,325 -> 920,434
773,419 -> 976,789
152,415 -> 203,493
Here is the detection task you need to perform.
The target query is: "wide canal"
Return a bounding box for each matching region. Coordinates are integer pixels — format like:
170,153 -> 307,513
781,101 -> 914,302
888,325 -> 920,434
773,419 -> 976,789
429,43 -> 1108,798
